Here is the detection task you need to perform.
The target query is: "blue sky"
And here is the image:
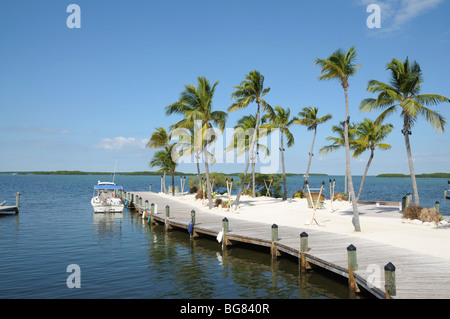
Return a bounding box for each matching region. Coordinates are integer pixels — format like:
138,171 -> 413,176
0,0 -> 449,175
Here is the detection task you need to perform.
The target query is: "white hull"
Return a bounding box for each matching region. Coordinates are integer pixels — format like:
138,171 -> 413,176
91,196 -> 124,213
92,204 -> 124,213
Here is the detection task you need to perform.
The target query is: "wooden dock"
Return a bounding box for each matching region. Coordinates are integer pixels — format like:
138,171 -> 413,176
0,193 -> 20,214
0,205 -> 19,214
121,190 -> 450,299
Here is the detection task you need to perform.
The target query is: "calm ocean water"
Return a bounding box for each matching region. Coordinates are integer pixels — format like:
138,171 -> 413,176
0,174 -> 367,299
0,173 -> 447,299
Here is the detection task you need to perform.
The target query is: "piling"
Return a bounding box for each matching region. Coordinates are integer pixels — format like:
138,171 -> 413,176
191,209 -> 196,225
189,210 -> 199,238
406,193 -> 412,208
15,192 -> 21,208
435,201 -> 440,213
300,232 -> 311,271
221,217 -> 231,248
384,262 -> 396,299
347,244 -> 360,293
147,203 -> 156,225
165,205 -> 172,230
271,224 -> 280,257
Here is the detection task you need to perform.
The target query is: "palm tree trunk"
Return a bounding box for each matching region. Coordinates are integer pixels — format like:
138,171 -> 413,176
251,161 -> 256,197
203,147 -> 213,209
234,103 -> 261,209
356,150 -> 373,202
196,153 -> 201,191
171,172 -> 175,196
163,172 -> 167,194
344,170 -> 348,196
281,131 -> 287,200
245,177 -> 251,193
403,117 -> 420,206
280,131 -> 287,200
251,157 -> 256,198
302,127 -> 317,192
343,86 -> 361,232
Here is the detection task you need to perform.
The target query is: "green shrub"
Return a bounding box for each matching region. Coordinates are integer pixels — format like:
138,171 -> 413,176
292,190 -> 305,199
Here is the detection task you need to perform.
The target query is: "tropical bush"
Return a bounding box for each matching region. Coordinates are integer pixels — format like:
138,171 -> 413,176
292,190 -> 305,199
236,173 -> 283,198
402,205 -> 442,225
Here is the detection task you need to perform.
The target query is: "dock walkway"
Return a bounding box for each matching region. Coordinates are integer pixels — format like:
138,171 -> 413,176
0,206 -> 18,214
124,191 -> 450,299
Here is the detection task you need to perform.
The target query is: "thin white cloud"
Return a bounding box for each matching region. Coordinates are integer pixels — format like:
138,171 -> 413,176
358,0 -> 444,34
0,125 -> 73,135
95,136 -> 148,151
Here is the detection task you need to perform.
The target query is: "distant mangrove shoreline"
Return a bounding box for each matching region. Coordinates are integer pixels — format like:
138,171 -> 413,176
376,173 -> 450,178
1,170 -> 328,177
2,171 -> 450,178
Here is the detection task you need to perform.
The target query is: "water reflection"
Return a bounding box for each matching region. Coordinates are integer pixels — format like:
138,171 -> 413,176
92,212 -> 123,241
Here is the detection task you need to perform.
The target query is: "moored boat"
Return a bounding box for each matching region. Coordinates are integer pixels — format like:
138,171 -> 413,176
91,181 -> 124,213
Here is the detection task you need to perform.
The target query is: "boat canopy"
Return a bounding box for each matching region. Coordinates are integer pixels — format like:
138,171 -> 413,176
94,185 -> 123,190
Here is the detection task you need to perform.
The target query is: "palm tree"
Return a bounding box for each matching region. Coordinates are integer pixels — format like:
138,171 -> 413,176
149,145 -> 177,196
226,114 -> 270,197
146,127 -> 170,193
319,121 -> 358,195
261,106 -> 296,200
360,57 -> 449,206
314,46 -> 362,231
169,122 -> 203,192
165,76 -> 227,209
352,118 -> 393,202
295,106 -> 332,191
228,70 -> 271,208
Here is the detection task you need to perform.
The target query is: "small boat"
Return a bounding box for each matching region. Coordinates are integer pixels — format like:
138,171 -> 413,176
91,181 -> 124,213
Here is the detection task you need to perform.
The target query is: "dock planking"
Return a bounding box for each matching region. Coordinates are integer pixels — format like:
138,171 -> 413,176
124,191 -> 450,299
0,206 -> 19,214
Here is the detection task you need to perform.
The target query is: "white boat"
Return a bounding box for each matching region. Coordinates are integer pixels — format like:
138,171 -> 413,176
91,181 -> 124,213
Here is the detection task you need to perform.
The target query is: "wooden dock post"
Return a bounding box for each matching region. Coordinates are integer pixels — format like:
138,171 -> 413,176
15,192 -> 21,208
221,217 -> 231,248
180,176 -> 186,200
347,244 -> 360,293
165,205 -> 172,230
406,193 -> 412,208
191,209 -> 196,225
300,232 -> 311,271
384,262 -> 396,299
144,200 -> 149,218
189,209 -> 199,238
147,203 -> 156,225
435,201 -> 440,213
271,224 -> 280,257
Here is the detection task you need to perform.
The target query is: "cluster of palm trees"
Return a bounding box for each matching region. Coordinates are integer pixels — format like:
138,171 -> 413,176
147,46 -> 449,232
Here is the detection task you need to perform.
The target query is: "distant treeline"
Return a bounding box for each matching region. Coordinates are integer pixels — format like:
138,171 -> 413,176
1,170 -> 328,176
377,173 -> 450,178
